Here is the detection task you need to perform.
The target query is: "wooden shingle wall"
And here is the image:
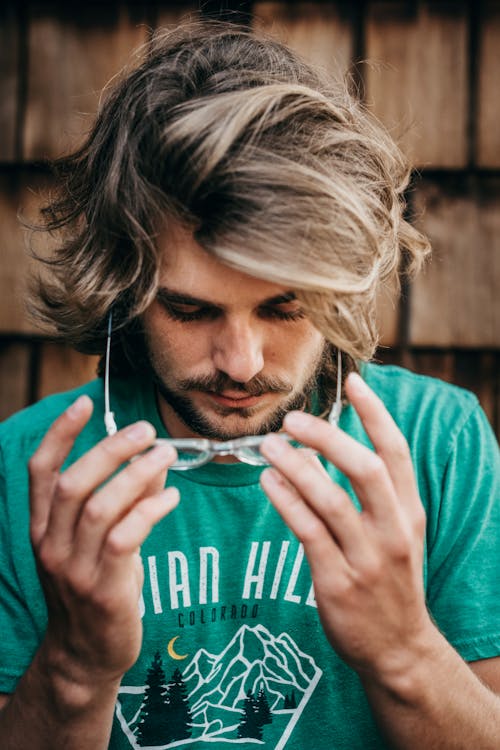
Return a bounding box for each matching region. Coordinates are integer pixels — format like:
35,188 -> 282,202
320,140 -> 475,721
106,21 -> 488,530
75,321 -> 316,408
0,1 -> 499,437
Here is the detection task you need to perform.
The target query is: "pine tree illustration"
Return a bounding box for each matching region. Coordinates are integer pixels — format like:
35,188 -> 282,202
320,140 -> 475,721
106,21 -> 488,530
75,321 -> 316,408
255,686 -> 272,727
136,652 -> 173,747
284,690 -> 297,710
166,667 -> 192,740
237,690 -> 262,740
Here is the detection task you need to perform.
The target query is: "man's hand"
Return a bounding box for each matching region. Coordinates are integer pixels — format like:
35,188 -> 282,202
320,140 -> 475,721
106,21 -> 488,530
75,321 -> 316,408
28,395 -> 179,695
259,372 -> 433,688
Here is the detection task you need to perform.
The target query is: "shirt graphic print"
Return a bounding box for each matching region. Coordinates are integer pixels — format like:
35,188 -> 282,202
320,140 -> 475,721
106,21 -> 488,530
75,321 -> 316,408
116,623 -> 322,748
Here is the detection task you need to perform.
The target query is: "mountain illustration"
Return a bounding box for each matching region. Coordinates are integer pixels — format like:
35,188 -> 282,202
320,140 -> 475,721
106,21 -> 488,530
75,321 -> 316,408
115,624 -> 322,749
184,623 -> 319,714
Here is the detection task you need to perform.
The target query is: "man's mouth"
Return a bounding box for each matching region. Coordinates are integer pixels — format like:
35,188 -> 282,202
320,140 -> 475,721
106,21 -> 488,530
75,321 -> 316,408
206,391 -> 266,409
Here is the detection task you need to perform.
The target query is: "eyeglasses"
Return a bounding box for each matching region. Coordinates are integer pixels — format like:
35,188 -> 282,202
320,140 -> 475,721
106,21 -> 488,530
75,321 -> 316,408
103,312 -> 342,469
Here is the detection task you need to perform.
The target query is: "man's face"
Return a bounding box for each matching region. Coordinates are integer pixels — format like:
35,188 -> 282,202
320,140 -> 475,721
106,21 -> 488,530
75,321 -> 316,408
142,226 -> 326,441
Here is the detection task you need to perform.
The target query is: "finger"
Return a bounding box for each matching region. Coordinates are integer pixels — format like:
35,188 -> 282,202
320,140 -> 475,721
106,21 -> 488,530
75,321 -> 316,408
260,467 -> 348,580
345,373 -> 421,514
101,487 -> 180,562
70,443 -> 177,564
280,412 -> 400,524
29,395 -> 94,545
138,467 -> 169,502
45,421 -> 159,550
260,435 -> 365,558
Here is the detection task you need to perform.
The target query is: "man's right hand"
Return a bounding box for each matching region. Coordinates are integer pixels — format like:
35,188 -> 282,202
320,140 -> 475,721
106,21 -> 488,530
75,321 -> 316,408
28,394 -> 179,696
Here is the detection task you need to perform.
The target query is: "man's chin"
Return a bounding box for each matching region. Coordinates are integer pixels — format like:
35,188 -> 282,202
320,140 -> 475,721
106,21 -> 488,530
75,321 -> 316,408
155,380 -> 307,441
175,397 -> 288,441
190,403 -> 281,440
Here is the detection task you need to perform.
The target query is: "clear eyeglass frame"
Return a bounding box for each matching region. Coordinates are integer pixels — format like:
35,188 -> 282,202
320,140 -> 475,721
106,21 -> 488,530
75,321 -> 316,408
103,312 -> 342,469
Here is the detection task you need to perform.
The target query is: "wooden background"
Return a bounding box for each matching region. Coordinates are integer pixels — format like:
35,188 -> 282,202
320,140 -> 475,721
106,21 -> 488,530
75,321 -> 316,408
0,0 -> 499,438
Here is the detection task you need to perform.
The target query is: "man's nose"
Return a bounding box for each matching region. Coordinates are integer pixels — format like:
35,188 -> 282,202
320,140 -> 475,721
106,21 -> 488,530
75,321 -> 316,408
212,317 -> 264,383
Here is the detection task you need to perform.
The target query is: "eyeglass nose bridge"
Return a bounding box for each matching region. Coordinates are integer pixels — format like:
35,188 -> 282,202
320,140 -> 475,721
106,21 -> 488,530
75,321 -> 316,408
155,436 -> 271,467
207,435 -> 267,457
209,443 -> 243,458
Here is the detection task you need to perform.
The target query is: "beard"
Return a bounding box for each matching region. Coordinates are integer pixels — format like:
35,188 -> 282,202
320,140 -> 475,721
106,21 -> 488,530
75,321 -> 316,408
145,343 -> 329,442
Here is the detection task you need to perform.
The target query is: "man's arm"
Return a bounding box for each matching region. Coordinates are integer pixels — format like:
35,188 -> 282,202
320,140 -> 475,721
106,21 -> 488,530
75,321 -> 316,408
0,395 -> 178,749
360,637 -> 500,749
0,657 -> 120,750
259,372 -> 500,749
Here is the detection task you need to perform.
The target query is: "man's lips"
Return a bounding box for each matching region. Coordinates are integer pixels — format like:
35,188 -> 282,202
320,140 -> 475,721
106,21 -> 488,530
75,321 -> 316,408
206,391 -> 265,408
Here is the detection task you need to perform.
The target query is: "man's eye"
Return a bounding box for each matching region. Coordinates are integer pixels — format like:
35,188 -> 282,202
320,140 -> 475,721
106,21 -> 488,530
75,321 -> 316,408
260,306 -> 306,321
164,303 -> 218,322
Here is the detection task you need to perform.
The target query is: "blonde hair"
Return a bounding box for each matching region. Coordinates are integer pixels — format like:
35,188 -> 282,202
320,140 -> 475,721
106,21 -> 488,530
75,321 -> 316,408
31,20 -> 430,369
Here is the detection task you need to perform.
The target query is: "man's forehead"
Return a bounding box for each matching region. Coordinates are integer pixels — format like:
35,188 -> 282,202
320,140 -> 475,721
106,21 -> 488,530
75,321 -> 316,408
158,224 -> 295,305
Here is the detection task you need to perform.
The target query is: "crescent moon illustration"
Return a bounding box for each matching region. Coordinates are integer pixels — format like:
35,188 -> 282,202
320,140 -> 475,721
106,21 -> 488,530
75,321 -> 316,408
167,635 -> 189,661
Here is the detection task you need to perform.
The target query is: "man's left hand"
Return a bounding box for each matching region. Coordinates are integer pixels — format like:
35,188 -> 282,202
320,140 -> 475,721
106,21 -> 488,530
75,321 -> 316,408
259,371 -> 436,686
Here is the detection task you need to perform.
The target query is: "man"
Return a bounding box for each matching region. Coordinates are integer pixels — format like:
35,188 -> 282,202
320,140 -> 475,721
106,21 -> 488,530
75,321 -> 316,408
0,20 -> 499,750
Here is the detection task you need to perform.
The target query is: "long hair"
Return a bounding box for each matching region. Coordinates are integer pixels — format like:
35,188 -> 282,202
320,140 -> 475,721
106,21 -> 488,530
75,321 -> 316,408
29,20 -> 430,395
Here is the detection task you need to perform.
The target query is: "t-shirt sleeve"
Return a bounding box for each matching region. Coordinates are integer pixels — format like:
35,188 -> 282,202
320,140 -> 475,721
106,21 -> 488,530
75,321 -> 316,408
425,402 -> 500,661
0,445 -> 41,693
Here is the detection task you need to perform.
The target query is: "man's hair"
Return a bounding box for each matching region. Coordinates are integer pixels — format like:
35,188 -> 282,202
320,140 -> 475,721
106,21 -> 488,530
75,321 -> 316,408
30,19 -> 430,376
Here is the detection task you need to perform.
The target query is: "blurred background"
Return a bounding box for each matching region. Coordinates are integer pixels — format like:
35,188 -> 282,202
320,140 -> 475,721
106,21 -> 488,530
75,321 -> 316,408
0,0 -> 499,437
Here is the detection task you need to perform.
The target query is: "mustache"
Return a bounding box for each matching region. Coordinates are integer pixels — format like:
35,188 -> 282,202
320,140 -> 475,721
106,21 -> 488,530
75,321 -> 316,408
175,372 -> 294,397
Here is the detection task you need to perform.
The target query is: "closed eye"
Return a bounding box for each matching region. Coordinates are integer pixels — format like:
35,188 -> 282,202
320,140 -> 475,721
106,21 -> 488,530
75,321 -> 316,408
161,302 -> 221,322
258,305 -> 306,322
155,288 -> 305,323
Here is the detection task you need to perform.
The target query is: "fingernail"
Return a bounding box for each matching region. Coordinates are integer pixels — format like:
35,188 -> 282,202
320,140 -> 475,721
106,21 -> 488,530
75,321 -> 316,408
67,395 -> 90,418
164,487 -> 180,504
347,372 -> 369,396
150,443 -> 177,463
125,421 -> 155,442
261,434 -> 287,458
284,411 -> 309,430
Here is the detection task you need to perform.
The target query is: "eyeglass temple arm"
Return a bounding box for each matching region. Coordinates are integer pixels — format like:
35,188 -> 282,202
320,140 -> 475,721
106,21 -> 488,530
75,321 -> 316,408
104,311 -> 118,436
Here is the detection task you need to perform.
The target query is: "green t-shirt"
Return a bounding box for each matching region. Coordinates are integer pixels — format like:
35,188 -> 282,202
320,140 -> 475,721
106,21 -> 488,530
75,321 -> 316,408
0,363 -> 499,749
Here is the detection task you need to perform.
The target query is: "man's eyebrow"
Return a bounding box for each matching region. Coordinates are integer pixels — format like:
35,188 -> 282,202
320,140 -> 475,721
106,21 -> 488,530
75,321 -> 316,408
264,292 -> 297,305
156,287 -> 215,307
156,287 -> 297,307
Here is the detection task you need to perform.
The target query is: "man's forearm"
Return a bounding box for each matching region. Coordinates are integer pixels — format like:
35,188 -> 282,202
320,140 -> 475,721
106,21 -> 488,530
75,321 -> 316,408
0,644 -> 120,750
0,404 -> 177,750
362,629 -> 500,749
